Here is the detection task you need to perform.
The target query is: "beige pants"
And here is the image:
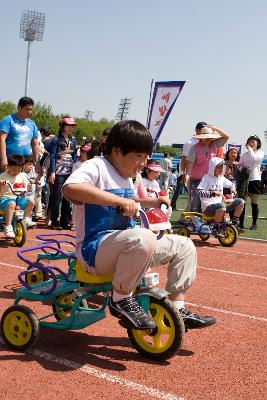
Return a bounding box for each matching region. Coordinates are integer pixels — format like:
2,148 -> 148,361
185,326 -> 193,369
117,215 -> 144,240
94,227 -> 196,294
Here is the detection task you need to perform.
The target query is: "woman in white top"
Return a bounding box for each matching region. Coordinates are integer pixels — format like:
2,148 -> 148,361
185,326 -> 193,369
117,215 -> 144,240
239,135 -> 264,230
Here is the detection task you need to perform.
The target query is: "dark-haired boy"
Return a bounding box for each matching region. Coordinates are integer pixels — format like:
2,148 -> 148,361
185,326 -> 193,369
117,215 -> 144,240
63,120 -> 215,330
0,154 -> 36,238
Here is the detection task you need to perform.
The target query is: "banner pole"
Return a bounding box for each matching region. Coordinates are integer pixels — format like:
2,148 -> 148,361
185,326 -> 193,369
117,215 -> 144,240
146,79 -> 154,128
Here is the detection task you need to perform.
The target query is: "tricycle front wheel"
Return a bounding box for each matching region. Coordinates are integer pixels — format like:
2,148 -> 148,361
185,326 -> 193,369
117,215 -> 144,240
1,305 -> 39,350
128,296 -> 185,360
218,223 -> 238,247
13,220 -> 27,247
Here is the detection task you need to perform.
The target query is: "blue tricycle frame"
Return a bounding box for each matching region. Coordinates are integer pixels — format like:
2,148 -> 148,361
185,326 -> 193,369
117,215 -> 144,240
173,211 -> 238,247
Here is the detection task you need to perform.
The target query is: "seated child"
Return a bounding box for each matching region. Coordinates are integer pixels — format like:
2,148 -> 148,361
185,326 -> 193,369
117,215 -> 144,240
223,164 -> 236,195
23,156 -> 42,219
63,120 -> 215,330
0,154 -> 36,238
197,157 -> 245,227
141,159 -> 163,197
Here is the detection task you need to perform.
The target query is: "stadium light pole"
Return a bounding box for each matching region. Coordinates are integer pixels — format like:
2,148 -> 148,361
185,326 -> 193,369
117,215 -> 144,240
115,97 -> 132,122
20,10 -> 45,96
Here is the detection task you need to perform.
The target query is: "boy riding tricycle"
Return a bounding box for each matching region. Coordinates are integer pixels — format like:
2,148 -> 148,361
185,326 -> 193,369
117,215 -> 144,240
1,121 -> 215,360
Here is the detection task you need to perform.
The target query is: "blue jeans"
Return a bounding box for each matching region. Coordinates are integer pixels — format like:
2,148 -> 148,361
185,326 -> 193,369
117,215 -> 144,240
50,174 -> 71,226
171,175 -> 183,209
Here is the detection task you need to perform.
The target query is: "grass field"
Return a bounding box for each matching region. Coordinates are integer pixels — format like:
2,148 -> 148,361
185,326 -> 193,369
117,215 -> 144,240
171,194 -> 267,240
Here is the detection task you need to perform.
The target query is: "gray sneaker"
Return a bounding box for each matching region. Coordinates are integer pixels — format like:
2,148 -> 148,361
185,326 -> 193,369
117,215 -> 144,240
179,307 -> 216,329
109,296 -> 156,330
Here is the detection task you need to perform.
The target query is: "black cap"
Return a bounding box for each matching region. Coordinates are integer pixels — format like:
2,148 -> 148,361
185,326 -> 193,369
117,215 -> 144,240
40,127 -> 50,135
195,121 -> 207,130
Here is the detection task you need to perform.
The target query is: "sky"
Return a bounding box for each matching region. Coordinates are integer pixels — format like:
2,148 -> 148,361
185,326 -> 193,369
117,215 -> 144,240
1,0 -> 267,154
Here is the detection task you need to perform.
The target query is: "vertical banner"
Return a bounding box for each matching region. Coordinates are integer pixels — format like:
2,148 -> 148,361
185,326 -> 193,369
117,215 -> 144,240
147,81 -> 186,145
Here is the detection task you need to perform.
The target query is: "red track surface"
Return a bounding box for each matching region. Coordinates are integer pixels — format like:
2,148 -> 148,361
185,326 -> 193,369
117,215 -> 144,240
0,224 -> 266,400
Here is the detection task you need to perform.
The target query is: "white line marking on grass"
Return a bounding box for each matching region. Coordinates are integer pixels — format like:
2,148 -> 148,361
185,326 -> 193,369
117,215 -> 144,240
0,338 -> 185,400
186,303 -> 267,322
198,266 -> 267,280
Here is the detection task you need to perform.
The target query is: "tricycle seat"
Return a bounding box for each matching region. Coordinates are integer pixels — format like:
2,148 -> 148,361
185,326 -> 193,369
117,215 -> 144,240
76,260 -> 113,284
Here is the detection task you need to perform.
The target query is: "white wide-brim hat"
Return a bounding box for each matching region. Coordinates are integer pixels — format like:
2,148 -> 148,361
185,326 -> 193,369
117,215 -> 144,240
193,127 -> 221,139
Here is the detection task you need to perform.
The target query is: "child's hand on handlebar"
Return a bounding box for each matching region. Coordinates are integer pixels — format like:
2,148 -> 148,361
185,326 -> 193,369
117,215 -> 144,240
157,196 -> 171,208
118,199 -> 139,217
0,179 -> 6,185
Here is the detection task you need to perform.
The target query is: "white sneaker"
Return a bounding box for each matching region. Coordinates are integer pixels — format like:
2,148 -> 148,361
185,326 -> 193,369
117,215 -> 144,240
4,225 -> 15,238
24,217 -> 37,228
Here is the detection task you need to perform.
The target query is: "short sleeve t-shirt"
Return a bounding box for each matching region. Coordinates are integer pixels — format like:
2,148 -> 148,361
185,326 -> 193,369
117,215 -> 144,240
182,137 -> 199,157
0,114 -> 38,156
142,178 -> 160,197
0,171 -> 29,199
64,157 -> 135,270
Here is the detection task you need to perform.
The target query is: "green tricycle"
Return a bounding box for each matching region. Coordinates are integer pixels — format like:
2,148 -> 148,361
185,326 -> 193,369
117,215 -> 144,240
1,213 -> 185,360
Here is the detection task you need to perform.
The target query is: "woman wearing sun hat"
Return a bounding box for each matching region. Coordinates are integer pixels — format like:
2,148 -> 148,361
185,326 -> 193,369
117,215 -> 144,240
239,135 -> 264,230
48,116 -> 78,230
184,125 -> 229,212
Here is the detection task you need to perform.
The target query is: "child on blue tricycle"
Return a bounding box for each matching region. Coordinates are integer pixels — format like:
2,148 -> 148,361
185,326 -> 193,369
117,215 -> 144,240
0,154 -> 36,245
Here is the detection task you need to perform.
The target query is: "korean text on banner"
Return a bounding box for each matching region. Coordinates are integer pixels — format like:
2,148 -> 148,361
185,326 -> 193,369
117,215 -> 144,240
147,81 -> 186,145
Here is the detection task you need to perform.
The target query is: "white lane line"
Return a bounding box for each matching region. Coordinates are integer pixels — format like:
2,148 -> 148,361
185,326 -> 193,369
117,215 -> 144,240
0,338 -> 184,400
198,266 -> 267,280
186,302 -> 267,322
204,247 -> 267,258
0,261 -> 25,270
2,261 -> 266,322
3,261 -> 266,282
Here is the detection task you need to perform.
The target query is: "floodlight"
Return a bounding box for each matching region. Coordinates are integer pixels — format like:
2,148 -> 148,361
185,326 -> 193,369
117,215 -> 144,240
115,97 -> 132,121
20,10 -> 45,95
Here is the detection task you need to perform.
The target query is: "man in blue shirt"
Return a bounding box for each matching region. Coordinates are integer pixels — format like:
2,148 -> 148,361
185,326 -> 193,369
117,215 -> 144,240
0,97 -> 40,171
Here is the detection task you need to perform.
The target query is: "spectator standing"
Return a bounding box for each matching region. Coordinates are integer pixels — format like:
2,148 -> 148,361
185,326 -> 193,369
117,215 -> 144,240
224,146 -> 249,230
184,125 -> 229,212
48,117 -> 77,230
0,97 -> 40,171
172,122 -> 207,211
159,152 -> 172,190
261,166 -> 267,194
239,135 -> 264,230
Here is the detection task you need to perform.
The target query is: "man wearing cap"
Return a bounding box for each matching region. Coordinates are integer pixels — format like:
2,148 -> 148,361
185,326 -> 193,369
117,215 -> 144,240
0,97 -> 40,172
184,124 -> 229,212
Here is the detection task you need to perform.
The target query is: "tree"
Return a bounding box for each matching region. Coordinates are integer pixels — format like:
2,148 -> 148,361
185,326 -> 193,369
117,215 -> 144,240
0,101 -> 16,120
0,99 -> 114,144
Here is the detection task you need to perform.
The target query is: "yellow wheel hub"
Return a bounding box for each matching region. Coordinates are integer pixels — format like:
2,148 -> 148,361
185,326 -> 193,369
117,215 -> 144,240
220,226 -> 235,244
178,227 -> 189,236
14,222 -> 23,243
55,294 -> 74,319
3,311 -> 32,347
131,302 -> 175,354
26,270 -> 45,285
